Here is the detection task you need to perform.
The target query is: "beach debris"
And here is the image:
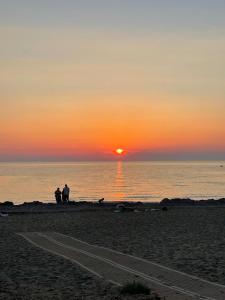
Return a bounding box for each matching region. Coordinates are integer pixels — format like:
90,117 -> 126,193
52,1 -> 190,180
114,204 -> 135,213
0,212 -> 9,217
115,204 -> 125,212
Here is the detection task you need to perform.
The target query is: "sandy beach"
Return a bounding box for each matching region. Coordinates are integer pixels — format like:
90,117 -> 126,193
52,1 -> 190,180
1,205 -> 225,299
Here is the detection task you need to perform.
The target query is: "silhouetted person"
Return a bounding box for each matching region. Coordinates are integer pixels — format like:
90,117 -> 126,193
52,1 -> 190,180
62,184 -> 70,203
55,188 -> 62,204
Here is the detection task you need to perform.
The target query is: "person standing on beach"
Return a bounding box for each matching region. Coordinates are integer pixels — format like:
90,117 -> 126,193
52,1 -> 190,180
54,188 -> 62,204
62,184 -> 70,203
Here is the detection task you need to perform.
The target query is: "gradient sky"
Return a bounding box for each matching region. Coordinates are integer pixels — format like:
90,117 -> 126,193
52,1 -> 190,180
1,0 -> 225,160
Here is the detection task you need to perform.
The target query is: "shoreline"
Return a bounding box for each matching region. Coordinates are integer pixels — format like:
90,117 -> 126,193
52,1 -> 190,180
1,197 -> 225,215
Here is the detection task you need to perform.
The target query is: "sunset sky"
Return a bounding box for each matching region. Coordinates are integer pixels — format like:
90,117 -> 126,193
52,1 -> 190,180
1,0 -> 225,160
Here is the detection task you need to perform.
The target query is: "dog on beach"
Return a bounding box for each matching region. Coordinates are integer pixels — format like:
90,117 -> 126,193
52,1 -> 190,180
98,198 -> 104,204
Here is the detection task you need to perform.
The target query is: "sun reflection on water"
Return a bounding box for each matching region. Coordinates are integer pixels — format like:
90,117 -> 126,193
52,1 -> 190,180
113,161 -> 127,201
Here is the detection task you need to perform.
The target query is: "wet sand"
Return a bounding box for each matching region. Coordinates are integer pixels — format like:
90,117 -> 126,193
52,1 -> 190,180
1,206 -> 225,299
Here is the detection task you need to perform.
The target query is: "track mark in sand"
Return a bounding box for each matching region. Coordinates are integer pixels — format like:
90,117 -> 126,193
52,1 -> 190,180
34,233 -> 209,299
55,232 -> 225,290
17,232 -> 104,280
18,232 -> 225,300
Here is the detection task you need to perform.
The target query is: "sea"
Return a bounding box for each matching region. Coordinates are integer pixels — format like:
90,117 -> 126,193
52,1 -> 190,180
0,161 -> 225,204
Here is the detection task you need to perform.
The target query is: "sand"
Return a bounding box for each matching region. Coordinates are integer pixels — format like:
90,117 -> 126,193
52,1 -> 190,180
1,206 -> 225,299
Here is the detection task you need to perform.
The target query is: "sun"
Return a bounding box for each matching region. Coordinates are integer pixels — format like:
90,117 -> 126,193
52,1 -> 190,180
115,148 -> 125,155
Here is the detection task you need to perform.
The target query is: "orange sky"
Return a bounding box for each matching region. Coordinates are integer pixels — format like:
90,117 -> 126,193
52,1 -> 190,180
1,92 -> 225,160
1,2 -> 225,160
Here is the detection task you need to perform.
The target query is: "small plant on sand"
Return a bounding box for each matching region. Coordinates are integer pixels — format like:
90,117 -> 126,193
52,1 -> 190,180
120,281 -> 151,295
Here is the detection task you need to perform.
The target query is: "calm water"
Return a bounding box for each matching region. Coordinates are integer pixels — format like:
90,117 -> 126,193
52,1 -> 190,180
0,161 -> 225,204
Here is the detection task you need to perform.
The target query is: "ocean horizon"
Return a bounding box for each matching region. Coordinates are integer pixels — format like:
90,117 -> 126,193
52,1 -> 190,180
1,160 -> 225,205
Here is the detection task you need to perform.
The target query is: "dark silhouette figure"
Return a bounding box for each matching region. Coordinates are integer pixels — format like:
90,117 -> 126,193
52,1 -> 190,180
62,184 -> 70,204
55,188 -> 62,204
98,198 -> 104,204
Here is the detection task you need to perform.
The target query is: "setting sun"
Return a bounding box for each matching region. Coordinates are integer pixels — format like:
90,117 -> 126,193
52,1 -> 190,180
115,148 -> 124,155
